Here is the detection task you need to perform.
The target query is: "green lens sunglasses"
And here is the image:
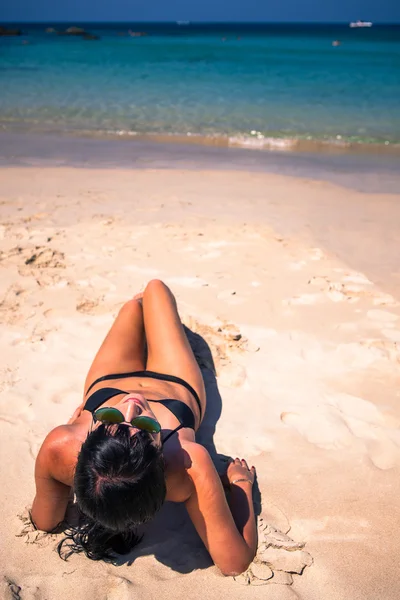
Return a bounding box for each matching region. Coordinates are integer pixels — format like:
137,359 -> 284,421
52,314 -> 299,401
93,406 -> 161,434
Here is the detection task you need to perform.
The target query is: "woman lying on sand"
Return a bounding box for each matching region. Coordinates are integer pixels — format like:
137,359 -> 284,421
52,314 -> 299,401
31,279 -> 257,575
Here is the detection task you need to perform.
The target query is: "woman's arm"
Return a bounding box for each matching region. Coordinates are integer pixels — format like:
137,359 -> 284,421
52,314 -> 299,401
31,426 -> 78,531
184,444 -> 257,576
224,458 -> 257,558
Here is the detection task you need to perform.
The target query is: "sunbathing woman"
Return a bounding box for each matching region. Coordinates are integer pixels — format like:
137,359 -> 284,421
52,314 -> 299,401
31,279 -> 257,576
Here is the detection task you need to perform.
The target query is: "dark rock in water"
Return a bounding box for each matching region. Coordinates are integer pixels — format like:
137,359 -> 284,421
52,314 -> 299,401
66,26 -> 85,34
0,26 -> 22,36
57,26 -> 99,39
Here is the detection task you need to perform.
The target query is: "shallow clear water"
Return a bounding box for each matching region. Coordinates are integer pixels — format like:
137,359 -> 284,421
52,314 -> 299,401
1,23 -> 400,147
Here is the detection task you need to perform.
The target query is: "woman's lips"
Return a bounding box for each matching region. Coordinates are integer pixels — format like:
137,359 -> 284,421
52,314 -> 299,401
123,394 -> 145,406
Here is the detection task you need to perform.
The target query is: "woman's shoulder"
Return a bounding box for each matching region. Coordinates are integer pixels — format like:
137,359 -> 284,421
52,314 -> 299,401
36,424 -> 82,484
180,441 -> 215,475
166,441 -> 213,503
41,424 -> 80,452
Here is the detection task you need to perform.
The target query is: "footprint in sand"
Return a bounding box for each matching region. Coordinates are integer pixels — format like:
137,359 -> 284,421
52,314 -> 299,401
365,436 -> 399,470
105,577 -> 134,600
283,293 -> 321,306
308,275 -> 378,304
0,284 -> 30,325
0,367 -> 20,392
329,392 -> 385,425
382,329 -> 400,343
360,339 -> 400,363
281,393 -> 400,468
280,408 -> 354,450
288,260 -> 307,271
309,247 -> 325,261
76,296 -> 109,315
217,363 -> 247,388
309,272 -> 397,308
333,341 -> 388,369
367,309 -> 399,323
342,273 -> 373,286
372,294 -> 399,307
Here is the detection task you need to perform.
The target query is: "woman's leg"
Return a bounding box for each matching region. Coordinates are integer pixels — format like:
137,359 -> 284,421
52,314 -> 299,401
142,280 -> 206,414
84,298 -> 146,394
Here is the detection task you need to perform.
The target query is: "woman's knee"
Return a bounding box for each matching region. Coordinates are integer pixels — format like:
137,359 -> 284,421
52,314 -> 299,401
144,280 -> 176,305
119,298 -> 142,317
145,279 -> 168,294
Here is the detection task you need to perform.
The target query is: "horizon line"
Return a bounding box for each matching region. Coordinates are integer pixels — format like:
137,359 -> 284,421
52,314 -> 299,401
1,20 -> 399,25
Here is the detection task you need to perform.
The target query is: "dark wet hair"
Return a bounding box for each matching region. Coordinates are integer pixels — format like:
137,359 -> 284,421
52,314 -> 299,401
58,423 -> 166,561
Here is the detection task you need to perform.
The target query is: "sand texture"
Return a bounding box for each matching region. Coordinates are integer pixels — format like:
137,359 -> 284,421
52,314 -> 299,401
1,166 -> 400,600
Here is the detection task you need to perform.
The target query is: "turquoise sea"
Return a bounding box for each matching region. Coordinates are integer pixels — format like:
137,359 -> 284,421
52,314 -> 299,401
1,23 -> 400,150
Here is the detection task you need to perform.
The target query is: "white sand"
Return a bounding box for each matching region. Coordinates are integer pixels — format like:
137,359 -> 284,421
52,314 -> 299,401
1,166 -> 400,600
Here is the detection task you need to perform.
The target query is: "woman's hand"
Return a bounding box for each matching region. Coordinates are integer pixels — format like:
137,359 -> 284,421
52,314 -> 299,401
67,402 -> 85,424
227,458 -> 256,486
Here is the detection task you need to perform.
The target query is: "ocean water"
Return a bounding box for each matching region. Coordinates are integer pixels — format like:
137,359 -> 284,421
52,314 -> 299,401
1,23 -> 400,150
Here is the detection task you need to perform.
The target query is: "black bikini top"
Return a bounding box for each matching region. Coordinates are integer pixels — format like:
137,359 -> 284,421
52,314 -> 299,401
84,370 -> 202,444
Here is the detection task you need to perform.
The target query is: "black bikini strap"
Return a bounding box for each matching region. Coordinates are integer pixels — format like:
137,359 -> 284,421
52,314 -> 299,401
162,424 -> 184,445
84,387 -> 127,413
154,399 -> 195,430
144,371 -> 202,416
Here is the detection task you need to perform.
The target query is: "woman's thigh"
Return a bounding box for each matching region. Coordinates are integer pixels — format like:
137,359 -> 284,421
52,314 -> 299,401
143,280 -> 206,414
84,299 -> 146,393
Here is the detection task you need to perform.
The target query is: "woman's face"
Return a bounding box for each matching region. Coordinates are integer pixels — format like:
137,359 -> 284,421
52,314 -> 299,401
95,393 -> 162,446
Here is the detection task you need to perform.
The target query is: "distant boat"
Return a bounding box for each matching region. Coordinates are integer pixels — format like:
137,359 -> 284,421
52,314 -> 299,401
177,21 -> 190,26
349,20 -> 373,28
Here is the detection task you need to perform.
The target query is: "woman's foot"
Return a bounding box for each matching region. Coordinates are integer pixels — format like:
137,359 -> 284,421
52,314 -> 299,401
133,292 -> 144,305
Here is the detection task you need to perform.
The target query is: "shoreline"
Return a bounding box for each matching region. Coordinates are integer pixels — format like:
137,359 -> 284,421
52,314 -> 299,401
2,123 -> 400,157
1,130 -> 400,194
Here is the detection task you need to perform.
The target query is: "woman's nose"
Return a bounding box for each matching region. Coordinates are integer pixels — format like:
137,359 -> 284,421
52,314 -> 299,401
123,399 -> 141,421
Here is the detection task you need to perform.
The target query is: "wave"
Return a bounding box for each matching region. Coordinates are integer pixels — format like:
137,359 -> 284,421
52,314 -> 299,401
1,119 -> 400,156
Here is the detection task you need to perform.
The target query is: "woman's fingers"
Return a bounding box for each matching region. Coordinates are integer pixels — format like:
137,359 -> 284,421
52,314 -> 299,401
229,457 -> 256,474
67,405 -> 81,424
